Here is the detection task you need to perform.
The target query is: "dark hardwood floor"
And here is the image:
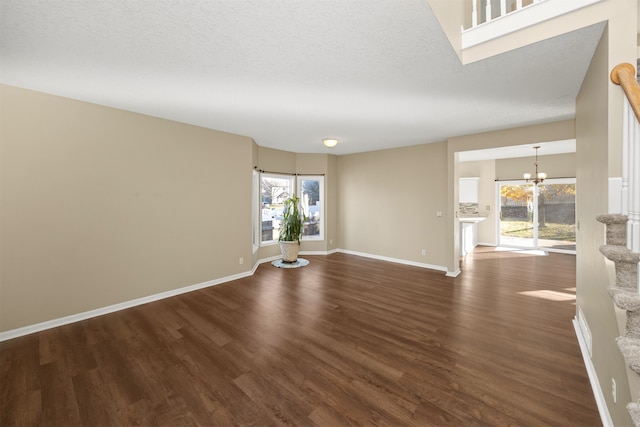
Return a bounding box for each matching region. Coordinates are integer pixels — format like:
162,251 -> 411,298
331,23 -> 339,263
1,247 -> 601,426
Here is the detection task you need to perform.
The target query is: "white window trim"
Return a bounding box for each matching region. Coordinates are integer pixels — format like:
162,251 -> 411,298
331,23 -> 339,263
252,169 -> 259,253
297,175 -> 325,241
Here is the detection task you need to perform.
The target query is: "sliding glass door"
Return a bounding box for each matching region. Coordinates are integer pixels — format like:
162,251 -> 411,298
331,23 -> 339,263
537,181 -> 576,251
498,179 -> 576,253
499,182 -> 535,248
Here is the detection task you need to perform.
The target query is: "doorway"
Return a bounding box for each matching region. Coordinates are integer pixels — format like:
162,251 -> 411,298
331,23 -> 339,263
498,178 -> 576,253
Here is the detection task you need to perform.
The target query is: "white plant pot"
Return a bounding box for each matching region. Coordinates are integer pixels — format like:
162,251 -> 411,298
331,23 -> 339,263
279,241 -> 300,263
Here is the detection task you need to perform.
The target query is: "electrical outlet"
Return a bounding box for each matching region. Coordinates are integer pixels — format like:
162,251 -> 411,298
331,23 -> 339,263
421,249 -> 426,256
612,378 -> 617,403
486,205 -> 491,210
239,257 -> 244,265
436,210 -> 442,217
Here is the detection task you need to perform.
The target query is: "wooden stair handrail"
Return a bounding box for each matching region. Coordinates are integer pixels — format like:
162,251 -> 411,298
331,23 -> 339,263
611,63 -> 640,123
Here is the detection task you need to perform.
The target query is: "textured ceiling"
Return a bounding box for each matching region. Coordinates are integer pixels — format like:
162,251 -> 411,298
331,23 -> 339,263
0,1 -> 605,155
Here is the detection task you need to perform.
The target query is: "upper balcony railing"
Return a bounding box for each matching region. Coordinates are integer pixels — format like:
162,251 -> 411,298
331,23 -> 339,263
462,0 -> 603,49
470,0 -> 543,29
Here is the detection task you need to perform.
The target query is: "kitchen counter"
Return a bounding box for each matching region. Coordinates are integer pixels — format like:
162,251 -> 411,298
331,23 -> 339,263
459,216 -> 486,223
459,217 -> 486,255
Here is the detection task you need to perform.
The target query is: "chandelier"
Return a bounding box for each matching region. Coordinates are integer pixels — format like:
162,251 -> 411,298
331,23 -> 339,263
524,146 -> 546,185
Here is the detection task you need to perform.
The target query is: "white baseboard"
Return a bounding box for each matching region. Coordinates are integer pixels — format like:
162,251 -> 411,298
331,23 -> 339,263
1,248 -> 445,342
445,269 -> 461,277
336,249 -> 448,274
300,249 -> 339,256
257,254 -> 283,264
573,317 -> 613,427
0,270 -> 253,342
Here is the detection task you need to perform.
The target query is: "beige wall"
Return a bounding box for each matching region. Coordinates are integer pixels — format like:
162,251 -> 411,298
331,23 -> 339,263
606,0 -> 639,177
337,143 -> 449,269
586,1 -> 637,423
426,0 -> 465,60
575,18 -> 635,425
495,152 -> 576,181
0,97 -> 339,332
257,146 -> 296,174
0,85 -> 255,332
2,7 -> 637,423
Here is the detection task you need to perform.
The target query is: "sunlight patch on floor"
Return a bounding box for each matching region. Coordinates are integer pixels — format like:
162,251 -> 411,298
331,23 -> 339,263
518,290 -> 577,302
494,247 -> 548,256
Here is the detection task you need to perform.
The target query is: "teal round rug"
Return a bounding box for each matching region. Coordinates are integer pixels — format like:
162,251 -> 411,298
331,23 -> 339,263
271,258 -> 309,268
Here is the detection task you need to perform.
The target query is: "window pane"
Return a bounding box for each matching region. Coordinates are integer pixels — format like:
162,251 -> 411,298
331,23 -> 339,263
499,183 -> 534,247
299,176 -> 323,240
261,175 -> 293,243
537,183 -> 576,251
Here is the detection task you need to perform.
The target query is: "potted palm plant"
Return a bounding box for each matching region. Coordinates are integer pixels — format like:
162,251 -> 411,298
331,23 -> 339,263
278,194 -> 306,263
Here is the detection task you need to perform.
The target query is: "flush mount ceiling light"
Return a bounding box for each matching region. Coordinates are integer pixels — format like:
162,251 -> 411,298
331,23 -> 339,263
323,138 -> 338,148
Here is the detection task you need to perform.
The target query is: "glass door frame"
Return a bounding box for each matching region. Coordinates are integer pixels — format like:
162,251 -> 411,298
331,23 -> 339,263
496,178 -> 576,254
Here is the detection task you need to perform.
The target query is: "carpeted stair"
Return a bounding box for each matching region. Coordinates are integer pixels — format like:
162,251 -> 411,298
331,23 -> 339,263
597,214 -> 640,426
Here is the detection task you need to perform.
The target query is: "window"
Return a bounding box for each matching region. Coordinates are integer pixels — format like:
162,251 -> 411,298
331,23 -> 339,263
298,176 -> 324,240
498,178 -> 575,253
260,174 -> 294,244
252,169 -> 259,252
257,173 -> 325,245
